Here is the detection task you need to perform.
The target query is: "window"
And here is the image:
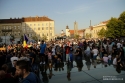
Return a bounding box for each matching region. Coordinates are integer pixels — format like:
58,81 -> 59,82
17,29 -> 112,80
50,27 -> 52,30
14,26 -> 16,29
30,24 -> 32,26
9,26 -> 11,29
50,33 -> 52,36
46,23 -> 48,26
34,28 -> 36,30
46,27 -> 48,30
42,24 -> 44,26
31,34 -> 32,37
38,24 -> 40,26
38,27 -> 40,30
34,24 -> 36,26
42,27 -> 44,30
3,26 -> 5,29
46,33 -> 48,36
18,32 -> 20,35
42,34 -> 44,36
6,26 -> 8,29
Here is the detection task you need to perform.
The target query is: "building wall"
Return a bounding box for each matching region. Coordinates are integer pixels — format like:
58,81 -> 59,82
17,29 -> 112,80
0,23 -> 22,44
91,24 -> 107,38
0,16 -> 55,44
66,28 -> 70,37
84,28 -> 91,38
22,21 -> 55,41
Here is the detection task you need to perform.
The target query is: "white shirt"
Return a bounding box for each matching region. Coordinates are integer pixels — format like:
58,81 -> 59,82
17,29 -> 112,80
92,49 -> 98,56
19,57 -> 30,61
52,47 -> 55,55
11,57 -> 18,67
103,56 -> 108,63
113,58 -> 117,65
108,55 -> 112,60
117,43 -> 121,48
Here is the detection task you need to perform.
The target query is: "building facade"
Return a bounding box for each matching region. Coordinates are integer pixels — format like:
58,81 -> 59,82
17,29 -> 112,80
0,16 -> 55,44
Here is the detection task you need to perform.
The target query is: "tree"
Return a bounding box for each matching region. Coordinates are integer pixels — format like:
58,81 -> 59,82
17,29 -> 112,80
42,35 -> 47,41
74,34 -> 80,40
118,11 -> 125,36
85,33 -> 91,39
32,35 -> 38,42
106,17 -> 121,38
97,27 -> 106,38
119,11 -> 125,23
106,11 -> 125,38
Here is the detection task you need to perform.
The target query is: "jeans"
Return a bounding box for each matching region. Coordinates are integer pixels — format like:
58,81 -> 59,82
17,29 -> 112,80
66,54 -> 70,61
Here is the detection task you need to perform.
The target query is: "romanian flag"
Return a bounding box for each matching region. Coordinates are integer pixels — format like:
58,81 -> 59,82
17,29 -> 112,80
23,34 -> 28,48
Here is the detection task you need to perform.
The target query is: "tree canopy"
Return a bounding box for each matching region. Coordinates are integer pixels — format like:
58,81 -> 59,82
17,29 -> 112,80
97,27 -> 106,38
106,11 -> 125,38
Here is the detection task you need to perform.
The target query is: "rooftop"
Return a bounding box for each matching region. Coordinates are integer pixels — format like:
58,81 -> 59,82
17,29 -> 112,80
0,16 -> 53,23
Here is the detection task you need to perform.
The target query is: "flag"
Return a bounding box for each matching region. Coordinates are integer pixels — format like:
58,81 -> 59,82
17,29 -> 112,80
24,34 -> 28,43
23,34 -> 29,48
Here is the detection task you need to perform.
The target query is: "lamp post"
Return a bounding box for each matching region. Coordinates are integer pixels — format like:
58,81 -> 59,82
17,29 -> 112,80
2,29 -> 12,46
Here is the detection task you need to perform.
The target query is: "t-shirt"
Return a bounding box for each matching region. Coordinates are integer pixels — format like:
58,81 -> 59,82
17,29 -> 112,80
52,47 -> 55,55
92,49 -> 98,56
103,56 -> 108,63
48,53 -> 52,59
65,46 -> 70,54
11,57 -> 18,67
108,55 -> 111,60
22,72 -> 40,83
40,44 -> 46,54
113,58 -> 117,65
117,43 -> 121,48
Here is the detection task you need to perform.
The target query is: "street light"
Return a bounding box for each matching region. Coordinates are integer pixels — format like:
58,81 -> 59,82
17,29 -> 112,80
2,29 -> 12,46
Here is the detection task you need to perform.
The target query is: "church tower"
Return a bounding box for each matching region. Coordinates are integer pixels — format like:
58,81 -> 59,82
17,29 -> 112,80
66,25 -> 70,37
74,21 -> 78,35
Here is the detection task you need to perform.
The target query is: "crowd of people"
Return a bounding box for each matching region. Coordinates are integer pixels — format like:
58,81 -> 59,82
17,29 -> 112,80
0,38 -> 125,83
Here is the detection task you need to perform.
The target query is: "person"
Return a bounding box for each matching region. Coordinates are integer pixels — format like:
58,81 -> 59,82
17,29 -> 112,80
10,53 -> 18,67
103,54 -> 108,67
92,46 -> 99,60
40,40 -> 46,61
15,60 -> 40,83
108,53 -> 112,65
84,45 -> 91,61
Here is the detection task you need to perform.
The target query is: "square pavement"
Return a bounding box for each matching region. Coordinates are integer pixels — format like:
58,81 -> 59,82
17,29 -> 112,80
39,60 -> 125,83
